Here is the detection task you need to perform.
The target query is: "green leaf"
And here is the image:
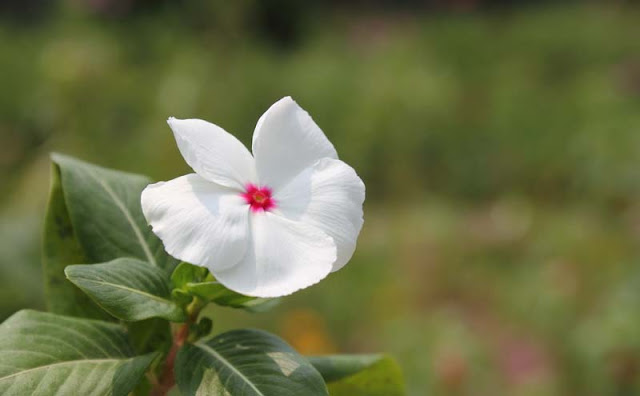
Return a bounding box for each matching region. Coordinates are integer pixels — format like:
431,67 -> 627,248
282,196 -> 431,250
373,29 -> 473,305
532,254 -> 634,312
176,329 -> 328,396
112,353 -> 157,396
51,153 -> 177,271
0,310 -> 156,396
43,154 -> 179,319
65,258 -> 186,322
190,317 -> 213,340
171,262 -> 208,290
42,163 -> 110,320
172,289 -> 194,306
186,281 -> 278,311
308,354 -> 405,396
127,318 -> 172,355
308,354 -> 382,383
170,263 -> 278,311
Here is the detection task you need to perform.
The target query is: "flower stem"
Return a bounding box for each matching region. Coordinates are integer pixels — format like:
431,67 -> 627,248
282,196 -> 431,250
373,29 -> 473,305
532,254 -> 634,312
150,297 -> 204,396
150,323 -> 189,396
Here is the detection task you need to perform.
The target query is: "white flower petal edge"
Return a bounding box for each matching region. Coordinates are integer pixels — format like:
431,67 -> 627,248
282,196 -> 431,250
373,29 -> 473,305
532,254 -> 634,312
141,174 -> 250,271
252,96 -> 337,189
214,213 -> 336,297
274,158 -> 365,272
167,117 -> 256,190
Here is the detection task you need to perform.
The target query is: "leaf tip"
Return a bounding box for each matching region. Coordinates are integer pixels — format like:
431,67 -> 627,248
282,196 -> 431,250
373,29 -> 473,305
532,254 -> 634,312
63,264 -> 81,281
50,152 -> 66,164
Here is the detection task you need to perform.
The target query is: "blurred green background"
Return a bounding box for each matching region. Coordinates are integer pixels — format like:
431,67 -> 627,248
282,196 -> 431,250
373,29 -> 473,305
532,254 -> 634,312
2,0 -> 640,394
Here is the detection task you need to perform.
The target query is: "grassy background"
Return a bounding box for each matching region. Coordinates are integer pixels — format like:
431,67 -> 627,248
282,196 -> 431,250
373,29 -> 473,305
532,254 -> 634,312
1,1 -> 640,394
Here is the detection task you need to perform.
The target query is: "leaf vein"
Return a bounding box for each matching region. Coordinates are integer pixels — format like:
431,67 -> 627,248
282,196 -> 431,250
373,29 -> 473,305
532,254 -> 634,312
85,170 -> 157,267
195,343 -> 265,396
0,359 -> 120,383
71,277 -> 174,306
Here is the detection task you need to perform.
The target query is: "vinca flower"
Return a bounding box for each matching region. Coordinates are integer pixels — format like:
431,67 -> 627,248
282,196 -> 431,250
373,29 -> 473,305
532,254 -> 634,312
141,97 -> 365,297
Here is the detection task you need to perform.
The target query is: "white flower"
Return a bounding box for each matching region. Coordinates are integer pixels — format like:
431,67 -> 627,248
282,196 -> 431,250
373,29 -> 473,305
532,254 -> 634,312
141,97 -> 365,297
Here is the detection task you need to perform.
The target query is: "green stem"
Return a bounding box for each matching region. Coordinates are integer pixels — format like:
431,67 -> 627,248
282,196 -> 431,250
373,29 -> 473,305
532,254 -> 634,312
186,296 -> 205,321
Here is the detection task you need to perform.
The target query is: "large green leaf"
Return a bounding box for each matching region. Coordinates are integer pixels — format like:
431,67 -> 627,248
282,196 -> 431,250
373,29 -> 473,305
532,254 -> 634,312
308,354 -> 405,396
176,329 -> 329,396
0,310 -> 155,396
65,258 -> 186,322
42,163 -> 110,320
186,281 -> 278,312
51,154 -> 177,272
43,154 -> 179,319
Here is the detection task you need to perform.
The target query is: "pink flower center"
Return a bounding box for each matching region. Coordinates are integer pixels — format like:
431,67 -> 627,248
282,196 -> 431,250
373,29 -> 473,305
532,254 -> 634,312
242,184 -> 275,213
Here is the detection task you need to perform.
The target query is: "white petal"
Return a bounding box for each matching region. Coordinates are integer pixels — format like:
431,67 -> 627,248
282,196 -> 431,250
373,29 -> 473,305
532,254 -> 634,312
168,117 -> 256,190
252,97 -> 338,189
274,158 -> 365,272
141,174 -> 250,271
214,212 -> 336,297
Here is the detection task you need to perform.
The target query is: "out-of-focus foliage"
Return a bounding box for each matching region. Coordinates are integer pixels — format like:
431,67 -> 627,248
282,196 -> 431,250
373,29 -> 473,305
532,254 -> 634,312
1,1 -> 640,395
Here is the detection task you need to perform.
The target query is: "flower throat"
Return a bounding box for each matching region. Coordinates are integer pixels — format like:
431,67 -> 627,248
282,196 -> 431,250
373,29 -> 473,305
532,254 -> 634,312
242,184 -> 275,212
